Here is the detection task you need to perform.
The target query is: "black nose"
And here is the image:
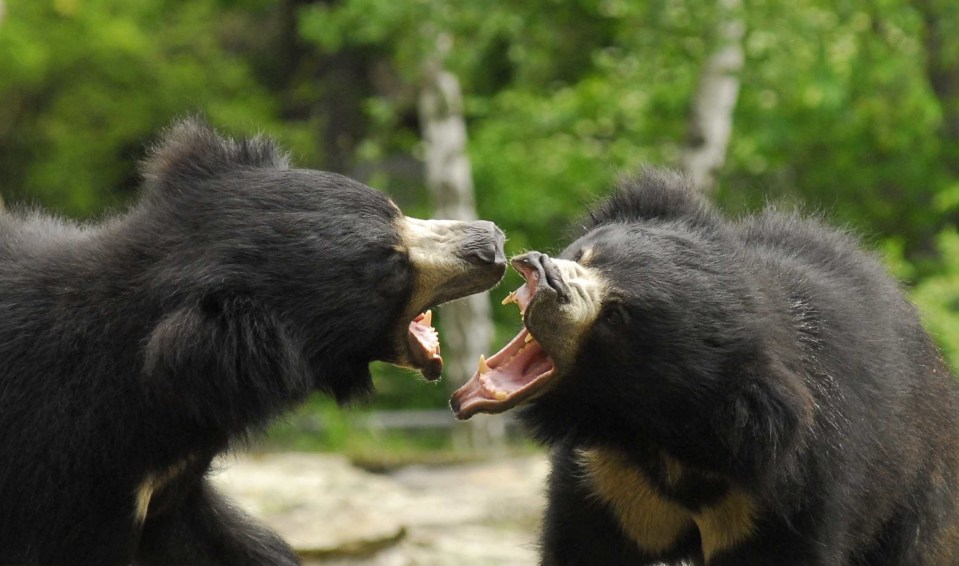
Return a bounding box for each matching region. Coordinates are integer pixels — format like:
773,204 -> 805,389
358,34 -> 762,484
511,251 -> 570,303
460,220 -> 507,267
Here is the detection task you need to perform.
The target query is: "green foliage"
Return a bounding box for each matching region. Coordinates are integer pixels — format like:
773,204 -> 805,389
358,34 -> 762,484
913,229 -> 959,371
298,0 -> 715,254
296,0 -> 959,375
262,364 -> 535,463
721,1 -> 946,254
2,0 -> 959,429
0,0 -> 303,217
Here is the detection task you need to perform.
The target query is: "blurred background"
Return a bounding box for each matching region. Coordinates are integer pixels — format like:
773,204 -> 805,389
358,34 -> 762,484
2,0 -> 958,563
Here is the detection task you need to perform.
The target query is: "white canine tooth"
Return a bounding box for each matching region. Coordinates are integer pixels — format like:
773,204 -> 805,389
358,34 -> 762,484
422,310 -> 432,327
525,332 -> 534,344
501,291 -> 516,306
494,390 -> 508,401
479,355 -> 490,374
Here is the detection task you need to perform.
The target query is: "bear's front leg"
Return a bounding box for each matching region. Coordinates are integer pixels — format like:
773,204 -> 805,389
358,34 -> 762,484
135,477 -> 299,566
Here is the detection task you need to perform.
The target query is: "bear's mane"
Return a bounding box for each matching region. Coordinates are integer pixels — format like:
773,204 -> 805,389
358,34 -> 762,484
584,167 -> 719,231
141,117 -> 290,190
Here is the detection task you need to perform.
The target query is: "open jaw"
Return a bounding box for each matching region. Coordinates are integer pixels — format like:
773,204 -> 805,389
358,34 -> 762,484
450,270 -> 557,420
407,310 -> 443,381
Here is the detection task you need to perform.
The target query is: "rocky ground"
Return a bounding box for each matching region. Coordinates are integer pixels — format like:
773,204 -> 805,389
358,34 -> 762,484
212,452 -> 549,565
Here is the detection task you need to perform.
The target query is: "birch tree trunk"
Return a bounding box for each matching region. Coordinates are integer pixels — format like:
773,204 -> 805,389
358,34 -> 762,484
681,0 -> 745,194
418,34 -> 505,452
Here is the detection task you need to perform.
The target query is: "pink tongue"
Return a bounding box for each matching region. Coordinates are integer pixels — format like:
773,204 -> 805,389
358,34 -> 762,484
450,330 -> 555,419
485,338 -> 548,390
515,283 -> 534,308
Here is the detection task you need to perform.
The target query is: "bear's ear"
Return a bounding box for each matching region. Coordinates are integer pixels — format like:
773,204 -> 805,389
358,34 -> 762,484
584,166 -> 718,231
718,356 -> 812,486
143,295 -> 311,432
141,117 -> 289,190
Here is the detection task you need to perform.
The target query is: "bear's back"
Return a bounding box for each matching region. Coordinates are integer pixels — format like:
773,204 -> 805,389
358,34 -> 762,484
0,210 -> 93,262
739,207 -> 959,499
736,207 -> 946,386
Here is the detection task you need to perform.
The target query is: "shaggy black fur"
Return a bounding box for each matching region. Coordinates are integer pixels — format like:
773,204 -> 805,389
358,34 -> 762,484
525,169 -> 959,565
0,119 -> 503,565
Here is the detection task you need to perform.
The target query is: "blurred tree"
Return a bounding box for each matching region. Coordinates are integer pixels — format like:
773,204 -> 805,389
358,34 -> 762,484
299,1 -> 509,448
905,0 -> 959,369
419,32 -> 503,451
911,0 -> 959,177
467,0 -> 713,252
682,0 -> 745,193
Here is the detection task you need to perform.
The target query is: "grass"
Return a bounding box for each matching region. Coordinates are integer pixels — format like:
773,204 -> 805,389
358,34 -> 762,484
259,374 -> 540,471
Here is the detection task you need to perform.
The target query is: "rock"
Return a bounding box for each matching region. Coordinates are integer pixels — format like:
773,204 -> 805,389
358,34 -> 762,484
212,453 -> 407,557
211,452 -> 548,564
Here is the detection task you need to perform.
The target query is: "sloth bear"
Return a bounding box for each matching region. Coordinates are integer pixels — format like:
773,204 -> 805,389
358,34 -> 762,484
0,118 -> 506,566
452,168 -> 959,565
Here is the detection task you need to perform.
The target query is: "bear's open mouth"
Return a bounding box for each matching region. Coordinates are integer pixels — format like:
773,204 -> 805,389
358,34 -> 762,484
450,269 -> 556,420
407,310 -> 443,381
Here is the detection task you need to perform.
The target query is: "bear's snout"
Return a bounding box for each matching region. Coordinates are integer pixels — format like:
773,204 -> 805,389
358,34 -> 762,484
512,251 -> 571,304
457,220 -> 507,267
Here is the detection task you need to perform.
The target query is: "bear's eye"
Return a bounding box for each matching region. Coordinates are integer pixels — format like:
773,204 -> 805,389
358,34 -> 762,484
601,303 -> 628,327
572,247 -> 594,264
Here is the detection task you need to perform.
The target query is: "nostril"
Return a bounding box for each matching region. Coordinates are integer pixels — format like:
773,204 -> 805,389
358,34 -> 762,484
491,224 -> 506,260
491,246 -> 507,266
538,254 -> 571,304
492,233 -> 507,266
469,242 -> 500,265
464,221 -> 507,266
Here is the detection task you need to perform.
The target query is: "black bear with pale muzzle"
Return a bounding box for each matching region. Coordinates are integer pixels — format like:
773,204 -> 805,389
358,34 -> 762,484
0,118 -> 506,565
453,168 -> 959,565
